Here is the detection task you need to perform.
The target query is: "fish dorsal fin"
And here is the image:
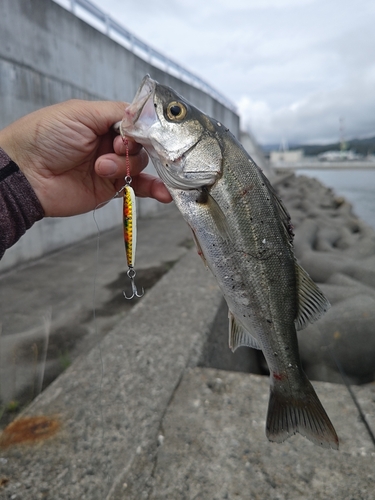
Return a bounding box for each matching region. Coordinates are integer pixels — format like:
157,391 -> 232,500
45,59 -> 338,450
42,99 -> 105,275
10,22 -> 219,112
259,170 -> 294,246
228,311 -> 262,351
295,263 -> 331,331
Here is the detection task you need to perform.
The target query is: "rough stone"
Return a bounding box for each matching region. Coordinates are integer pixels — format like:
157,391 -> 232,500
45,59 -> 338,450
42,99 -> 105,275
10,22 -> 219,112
0,207 -> 192,410
298,294 -> 375,384
1,172 -> 375,498
134,368 -> 375,500
275,171 -> 375,384
0,247 -> 222,500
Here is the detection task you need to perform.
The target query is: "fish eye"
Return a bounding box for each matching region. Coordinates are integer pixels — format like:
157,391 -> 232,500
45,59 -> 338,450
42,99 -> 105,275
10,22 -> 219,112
166,101 -> 187,121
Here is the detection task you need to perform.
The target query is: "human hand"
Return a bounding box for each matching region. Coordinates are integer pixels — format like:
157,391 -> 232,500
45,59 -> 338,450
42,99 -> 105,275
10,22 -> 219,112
0,100 -> 172,217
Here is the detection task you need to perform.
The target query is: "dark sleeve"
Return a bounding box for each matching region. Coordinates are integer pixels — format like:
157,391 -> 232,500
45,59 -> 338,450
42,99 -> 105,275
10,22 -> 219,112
0,148 -> 44,260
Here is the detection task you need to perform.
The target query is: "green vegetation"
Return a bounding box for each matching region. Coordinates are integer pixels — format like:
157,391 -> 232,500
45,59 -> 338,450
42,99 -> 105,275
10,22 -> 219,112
295,136 -> 375,157
6,400 -> 20,412
58,351 -> 72,370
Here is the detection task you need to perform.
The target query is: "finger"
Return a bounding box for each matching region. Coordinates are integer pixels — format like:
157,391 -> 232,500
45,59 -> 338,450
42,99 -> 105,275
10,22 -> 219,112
113,135 -> 144,155
95,149 -> 149,178
77,100 -> 129,135
130,174 -> 172,203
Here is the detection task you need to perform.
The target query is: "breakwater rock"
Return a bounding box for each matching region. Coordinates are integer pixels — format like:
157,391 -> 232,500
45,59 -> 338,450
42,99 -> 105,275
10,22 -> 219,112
275,172 -> 375,385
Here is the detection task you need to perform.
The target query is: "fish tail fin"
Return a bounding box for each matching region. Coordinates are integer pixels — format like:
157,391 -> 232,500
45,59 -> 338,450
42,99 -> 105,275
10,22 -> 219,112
266,376 -> 339,450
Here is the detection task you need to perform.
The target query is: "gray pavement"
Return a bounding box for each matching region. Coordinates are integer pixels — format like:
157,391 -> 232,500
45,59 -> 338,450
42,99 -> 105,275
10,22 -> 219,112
0,206 -> 192,410
0,222 -> 224,500
0,204 -> 375,499
146,368 -> 375,500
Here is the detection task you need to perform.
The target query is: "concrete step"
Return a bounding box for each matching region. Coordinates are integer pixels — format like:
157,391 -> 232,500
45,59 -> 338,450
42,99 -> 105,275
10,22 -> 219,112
0,233 -> 375,499
0,241 -> 223,499
0,236 -> 375,500
0,206 -> 192,413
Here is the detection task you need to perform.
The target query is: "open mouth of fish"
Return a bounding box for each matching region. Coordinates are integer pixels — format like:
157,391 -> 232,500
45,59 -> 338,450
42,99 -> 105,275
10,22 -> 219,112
115,75 -> 218,190
118,75 -> 157,141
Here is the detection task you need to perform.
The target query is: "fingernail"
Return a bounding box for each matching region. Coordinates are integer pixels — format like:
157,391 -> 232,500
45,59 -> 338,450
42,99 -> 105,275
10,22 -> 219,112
98,159 -> 118,176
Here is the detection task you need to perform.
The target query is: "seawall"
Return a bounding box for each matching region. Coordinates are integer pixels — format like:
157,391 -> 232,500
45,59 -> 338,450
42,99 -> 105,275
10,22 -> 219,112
0,0 -> 240,271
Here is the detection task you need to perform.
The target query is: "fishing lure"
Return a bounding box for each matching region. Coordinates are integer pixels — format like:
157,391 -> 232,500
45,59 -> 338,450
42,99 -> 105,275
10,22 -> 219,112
121,137 -> 144,300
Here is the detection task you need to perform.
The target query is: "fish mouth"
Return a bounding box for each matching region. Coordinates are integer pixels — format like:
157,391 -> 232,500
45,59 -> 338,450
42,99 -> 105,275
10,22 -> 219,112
120,75 -> 157,139
119,75 -> 218,191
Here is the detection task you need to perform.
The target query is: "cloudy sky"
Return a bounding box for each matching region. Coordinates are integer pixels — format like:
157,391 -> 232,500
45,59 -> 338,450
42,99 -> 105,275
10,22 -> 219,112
61,0 -> 375,145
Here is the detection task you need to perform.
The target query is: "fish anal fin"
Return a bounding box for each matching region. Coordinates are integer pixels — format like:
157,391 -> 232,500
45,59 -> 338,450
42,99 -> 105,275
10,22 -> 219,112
295,263 -> 331,331
228,311 -> 262,352
266,376 -> 339,450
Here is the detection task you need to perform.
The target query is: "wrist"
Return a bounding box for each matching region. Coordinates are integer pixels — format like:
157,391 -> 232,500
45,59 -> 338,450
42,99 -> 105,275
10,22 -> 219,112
0,125 -> 30,180
0,127 -> 47,212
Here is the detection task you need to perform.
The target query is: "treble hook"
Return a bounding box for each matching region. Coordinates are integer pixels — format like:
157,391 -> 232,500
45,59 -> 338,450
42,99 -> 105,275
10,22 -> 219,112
123,267 -> 144,300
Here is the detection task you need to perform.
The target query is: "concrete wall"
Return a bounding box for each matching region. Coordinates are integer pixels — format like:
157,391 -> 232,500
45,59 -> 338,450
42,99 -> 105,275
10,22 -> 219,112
0,0 -> 240,271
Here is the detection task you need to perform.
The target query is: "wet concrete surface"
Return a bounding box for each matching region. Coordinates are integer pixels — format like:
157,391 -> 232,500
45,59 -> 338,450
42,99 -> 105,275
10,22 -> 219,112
1,177 -> 375,499
0,206 -> 193,423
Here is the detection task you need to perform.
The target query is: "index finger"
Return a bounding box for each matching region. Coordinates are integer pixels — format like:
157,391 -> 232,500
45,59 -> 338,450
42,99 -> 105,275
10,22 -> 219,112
113,134 -> 143,155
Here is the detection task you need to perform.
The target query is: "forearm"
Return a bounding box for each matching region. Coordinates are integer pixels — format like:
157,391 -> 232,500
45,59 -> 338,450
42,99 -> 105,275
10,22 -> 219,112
0,148 -> 44,260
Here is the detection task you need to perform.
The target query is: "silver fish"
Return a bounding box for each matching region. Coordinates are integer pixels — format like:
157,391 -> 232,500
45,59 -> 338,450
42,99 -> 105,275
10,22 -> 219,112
120,75 -> 339,449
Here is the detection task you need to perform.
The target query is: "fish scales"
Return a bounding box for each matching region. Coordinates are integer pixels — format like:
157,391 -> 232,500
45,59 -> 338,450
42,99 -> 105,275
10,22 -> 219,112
120,75 -> 339,450
177,136 -> 298,364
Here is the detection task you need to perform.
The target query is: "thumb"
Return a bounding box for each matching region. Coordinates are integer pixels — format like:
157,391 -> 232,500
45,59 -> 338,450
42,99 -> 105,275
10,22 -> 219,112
67,100 -> 129,136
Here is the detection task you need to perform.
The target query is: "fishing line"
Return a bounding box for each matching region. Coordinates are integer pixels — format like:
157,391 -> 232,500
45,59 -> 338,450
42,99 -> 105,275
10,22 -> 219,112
90,133 -> 146,484
92,192 -> 125,443
91,191 -> 124,481
91,135 -> 145,465
92,196 -> 117,448
328,345 -> 375,448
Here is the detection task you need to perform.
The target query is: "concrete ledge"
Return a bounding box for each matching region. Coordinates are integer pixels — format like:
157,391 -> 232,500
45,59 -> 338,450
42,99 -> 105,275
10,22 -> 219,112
1,244 -> 375,499
145,368 -> 375,500
0,249 -> 222,499
1,181 -> 375,498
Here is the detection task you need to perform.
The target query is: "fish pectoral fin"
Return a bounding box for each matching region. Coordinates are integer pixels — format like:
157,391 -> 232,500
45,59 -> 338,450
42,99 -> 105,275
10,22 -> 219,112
228,311 -> 262,351
206,192 -> 231,242
295,263 -> 331,331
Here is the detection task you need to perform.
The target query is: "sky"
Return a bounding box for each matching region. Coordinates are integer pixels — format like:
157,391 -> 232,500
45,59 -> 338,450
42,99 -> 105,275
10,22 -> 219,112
62,0 -> 375,146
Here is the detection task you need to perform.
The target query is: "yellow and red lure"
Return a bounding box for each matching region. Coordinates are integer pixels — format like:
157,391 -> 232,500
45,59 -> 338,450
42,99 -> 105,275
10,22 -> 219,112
121,138 -> 144,300
123,182 -> 136,270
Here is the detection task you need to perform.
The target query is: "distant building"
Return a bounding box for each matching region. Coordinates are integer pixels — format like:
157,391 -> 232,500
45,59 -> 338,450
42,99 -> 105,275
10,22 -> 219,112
270,149 -> 304,164
317,150 -> 363,162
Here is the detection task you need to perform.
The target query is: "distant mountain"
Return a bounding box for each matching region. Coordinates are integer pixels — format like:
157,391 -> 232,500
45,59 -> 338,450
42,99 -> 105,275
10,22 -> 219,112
296,136 -> 375,156
261,136 -> 375,156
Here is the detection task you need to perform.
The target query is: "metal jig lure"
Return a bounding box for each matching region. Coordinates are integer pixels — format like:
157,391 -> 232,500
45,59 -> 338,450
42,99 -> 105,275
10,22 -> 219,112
121,137 -> 144,300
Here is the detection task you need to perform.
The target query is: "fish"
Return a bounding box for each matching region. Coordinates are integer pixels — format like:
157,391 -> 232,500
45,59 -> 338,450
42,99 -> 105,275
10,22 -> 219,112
119,75 -> 339,449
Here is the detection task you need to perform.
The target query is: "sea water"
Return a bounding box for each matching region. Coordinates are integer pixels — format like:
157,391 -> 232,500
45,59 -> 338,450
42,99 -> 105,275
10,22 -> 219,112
295,169 -> 375,230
